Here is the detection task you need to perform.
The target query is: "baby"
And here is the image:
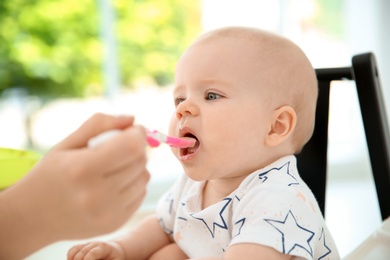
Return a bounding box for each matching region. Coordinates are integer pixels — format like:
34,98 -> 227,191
68,27 -> 339,260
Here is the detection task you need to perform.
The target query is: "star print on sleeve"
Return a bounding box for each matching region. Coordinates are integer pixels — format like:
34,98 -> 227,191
162,192 -> 174,215
233,218 -> 246,238
178,216 -> 187,221
159,217 -> 173,235
190,198 -> 232,238
318,227 -> 332,260
265,210 -> 314,257
258,161 -> 299,186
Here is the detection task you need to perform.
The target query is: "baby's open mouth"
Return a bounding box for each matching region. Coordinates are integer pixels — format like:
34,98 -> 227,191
181,133 -> 200,156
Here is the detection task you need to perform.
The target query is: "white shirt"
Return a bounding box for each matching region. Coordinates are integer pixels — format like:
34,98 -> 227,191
156,155 -> 339,259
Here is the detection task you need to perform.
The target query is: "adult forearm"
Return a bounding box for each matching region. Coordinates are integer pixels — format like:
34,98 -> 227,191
0,182 -> 56,259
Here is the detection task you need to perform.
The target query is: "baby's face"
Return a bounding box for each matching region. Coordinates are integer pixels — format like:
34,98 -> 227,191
169,36 -> 276,181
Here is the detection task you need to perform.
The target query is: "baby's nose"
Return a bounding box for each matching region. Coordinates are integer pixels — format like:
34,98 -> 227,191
176,99 -> 199,119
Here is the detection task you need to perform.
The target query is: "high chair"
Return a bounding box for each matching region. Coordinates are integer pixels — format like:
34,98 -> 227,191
296,52 -> 390,258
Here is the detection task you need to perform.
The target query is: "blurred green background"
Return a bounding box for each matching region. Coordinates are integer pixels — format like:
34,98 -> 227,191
0,0 -> 344,99
0,0 -> 201,98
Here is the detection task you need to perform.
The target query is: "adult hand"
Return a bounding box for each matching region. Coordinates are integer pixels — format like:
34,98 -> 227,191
0,113 -> 150,259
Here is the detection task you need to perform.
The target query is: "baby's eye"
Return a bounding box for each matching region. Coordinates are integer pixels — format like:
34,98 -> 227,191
174,97 -> 185,107
206,92 -> 221,100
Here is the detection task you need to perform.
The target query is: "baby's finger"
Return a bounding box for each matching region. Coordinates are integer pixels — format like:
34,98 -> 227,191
67,243 -> 89,260
72,242 -> 101,260
83,246 -> 112,260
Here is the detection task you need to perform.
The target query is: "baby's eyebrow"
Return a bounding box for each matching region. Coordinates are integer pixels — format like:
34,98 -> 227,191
172,78 -> 235,96
173,84 -> 184,94
197,78 -> 237,89
199,78 -> 224,85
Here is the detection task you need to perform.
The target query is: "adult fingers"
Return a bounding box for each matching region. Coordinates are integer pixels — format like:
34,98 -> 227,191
63,163 -> 150,234
56,113 -> 135,150
122,169 -> 150,213
100,155 -> 149,196
118,167 -> 150,196
88,125 -> 147,175
93,167 -> 150,227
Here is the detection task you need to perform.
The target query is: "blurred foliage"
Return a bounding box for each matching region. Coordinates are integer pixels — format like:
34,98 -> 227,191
0,0 -> 201,98
314,0 -> 344,38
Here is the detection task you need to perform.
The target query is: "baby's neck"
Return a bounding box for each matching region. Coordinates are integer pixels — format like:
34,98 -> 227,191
200,153 -> 293,209
201,175 -> 246,209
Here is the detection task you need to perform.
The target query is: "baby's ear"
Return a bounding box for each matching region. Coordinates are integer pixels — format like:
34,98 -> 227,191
265,106 -> 297,147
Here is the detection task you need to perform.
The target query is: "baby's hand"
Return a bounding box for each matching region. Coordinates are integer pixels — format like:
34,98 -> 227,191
67,241 -> 125,260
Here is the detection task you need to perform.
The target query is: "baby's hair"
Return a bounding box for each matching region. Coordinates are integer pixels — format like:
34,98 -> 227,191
196,27 -> 318,153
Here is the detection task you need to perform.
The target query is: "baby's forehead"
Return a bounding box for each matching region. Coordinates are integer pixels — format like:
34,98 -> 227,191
183,27 -> 315,88
194,29 -> 290,67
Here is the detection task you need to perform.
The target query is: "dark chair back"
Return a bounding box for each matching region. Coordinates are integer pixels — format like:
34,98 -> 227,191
296,52 -> 390,220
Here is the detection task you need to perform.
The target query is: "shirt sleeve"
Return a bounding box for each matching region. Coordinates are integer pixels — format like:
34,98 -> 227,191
155,172 -> 188,236
229,181 -> 324,260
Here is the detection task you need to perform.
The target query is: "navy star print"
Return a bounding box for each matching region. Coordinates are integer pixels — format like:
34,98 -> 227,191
191,198 -> 232,238
318,227 -> 332,259
159,217 -> 173,235
258,161 -> 299,186
265,210 -> 315,257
